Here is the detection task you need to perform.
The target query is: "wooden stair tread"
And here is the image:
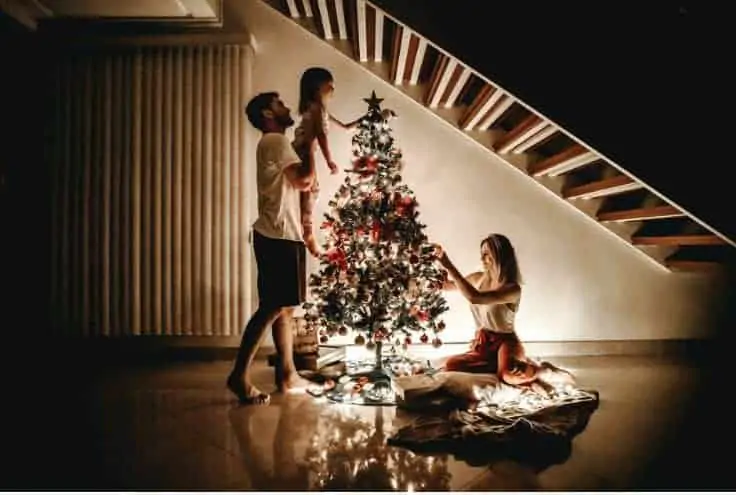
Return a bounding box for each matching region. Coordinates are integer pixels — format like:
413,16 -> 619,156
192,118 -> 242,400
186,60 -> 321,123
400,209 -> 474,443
631,234 -> 726,246
597,205 -> 684,222
492,114 -> 544,154
527,144 -> 594,176
563,175 -> 641,199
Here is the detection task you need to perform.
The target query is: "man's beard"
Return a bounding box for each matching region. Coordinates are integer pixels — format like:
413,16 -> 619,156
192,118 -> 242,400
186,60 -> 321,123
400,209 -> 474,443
277,114 -> 295,128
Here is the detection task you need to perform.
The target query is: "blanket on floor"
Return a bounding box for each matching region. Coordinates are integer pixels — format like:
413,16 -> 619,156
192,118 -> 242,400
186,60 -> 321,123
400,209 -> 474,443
388,372 -> 599,469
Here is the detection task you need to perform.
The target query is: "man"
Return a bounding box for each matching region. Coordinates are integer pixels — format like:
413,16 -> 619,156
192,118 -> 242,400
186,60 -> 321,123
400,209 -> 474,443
227,92 -> 315,405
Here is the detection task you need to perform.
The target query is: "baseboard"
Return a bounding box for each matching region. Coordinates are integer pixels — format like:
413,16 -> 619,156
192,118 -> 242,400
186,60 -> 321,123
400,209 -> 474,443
35,336 -> 717,366
506,339 -> 714,358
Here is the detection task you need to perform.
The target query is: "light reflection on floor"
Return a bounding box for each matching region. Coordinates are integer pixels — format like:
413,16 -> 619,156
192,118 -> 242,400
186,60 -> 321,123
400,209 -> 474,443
9,355 -> 720,490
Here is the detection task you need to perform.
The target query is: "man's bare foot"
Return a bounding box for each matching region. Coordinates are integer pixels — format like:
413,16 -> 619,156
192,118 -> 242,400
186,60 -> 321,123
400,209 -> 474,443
279,372 -> 313,394
227,374 -> 271,405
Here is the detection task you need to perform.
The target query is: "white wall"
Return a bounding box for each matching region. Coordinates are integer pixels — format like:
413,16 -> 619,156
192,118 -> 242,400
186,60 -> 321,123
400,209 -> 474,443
239,0 -> 725,345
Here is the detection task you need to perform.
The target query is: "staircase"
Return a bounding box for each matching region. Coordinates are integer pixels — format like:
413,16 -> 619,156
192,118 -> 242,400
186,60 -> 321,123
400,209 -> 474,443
262,0 -> 735,273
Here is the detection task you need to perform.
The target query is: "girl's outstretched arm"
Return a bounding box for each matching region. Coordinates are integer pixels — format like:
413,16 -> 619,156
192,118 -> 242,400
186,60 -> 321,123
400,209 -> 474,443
329,113 -> 362,131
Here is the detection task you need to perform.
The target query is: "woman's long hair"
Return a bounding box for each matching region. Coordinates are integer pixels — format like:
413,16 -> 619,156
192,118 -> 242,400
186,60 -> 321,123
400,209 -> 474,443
298,67 -> 334,114
481,233 -> 522,286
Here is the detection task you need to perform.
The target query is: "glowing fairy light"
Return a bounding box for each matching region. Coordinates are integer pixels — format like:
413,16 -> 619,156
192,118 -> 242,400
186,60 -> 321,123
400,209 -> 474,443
307,353 -> 435,406
472,382 -> 598,420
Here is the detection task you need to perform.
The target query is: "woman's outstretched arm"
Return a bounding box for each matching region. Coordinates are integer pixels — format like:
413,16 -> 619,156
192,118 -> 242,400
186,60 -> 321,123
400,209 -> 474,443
435,246 -> 520,305
440,271 -> 481,291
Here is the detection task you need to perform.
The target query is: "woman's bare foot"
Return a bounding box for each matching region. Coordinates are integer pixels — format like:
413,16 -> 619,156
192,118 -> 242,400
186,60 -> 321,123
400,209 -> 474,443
279,372 -> 313,394
227,374 -> 271,405
540,361 -> 576,387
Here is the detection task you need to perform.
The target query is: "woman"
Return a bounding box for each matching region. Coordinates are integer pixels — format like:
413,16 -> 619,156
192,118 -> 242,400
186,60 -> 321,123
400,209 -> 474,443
434,233 -> 540,387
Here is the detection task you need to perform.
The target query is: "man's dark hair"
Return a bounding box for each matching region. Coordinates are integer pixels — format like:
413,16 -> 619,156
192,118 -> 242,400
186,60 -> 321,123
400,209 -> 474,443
245,91 -> 279,131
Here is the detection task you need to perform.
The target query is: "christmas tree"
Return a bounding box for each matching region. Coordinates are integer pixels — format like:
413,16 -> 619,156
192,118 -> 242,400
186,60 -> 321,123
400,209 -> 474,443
303,91 -> 449,368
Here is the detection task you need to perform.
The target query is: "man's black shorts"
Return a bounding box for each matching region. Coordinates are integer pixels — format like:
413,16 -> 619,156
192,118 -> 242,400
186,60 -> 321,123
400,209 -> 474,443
253,229 -> 306,308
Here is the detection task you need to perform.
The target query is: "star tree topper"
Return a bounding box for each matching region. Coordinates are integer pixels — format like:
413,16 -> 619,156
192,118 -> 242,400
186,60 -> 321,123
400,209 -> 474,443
363,90 -> 384,112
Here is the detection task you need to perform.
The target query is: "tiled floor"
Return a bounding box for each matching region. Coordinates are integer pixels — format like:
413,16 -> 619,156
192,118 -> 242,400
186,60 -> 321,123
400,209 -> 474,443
5,354 -> 730,490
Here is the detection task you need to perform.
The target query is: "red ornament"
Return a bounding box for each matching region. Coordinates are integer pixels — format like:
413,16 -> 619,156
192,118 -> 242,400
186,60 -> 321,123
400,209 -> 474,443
404,336 -> 412,345
417,310 -> 429,321
326,248 -> 348,271
432,337 -> 443,348
420,333 -> 429,344
409,254 -> 419,264
437,321 -> 446,332
371,221 -> 381,243
320,335 -> 329,344
355,156 -> 378,177
338,326 -> 348,336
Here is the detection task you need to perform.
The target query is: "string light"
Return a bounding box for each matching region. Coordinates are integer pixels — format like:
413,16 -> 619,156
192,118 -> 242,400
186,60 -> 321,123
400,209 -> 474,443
307,353 -> 436,405
472,383 -> 598,420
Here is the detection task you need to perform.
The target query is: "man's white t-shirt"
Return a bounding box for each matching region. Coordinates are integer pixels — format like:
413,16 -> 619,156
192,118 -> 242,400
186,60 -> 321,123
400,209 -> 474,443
252,132 -> 303,242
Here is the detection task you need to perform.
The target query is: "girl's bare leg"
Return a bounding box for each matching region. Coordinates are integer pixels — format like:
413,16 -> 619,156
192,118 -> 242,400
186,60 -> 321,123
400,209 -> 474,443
300,187 -> 321,257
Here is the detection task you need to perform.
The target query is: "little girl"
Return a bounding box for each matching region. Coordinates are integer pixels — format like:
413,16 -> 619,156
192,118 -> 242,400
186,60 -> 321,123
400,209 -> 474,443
292,67 -> 363,257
